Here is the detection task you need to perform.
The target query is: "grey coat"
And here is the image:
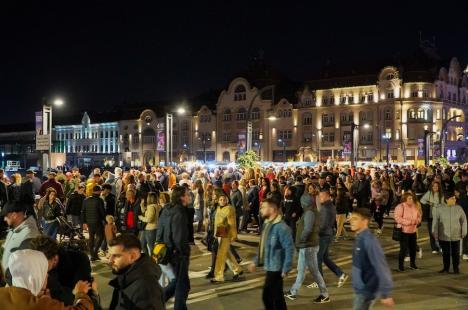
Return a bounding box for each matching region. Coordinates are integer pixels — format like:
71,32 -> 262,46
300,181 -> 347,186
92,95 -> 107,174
432,204 -> 467,241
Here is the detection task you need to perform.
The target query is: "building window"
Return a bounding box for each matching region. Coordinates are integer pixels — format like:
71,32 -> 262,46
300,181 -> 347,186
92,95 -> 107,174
422,90 -> 429,98
360,95 -> 366,103
348,95 -> 354,104
359,111 -> 373,122
385,128 -> 392,138
223,132 -> 231,142
251,107 -> 260,120
322,132 -> 335,143
234,85 -> 246,101
236,108 -> 246,121
436,109 -> 441,120
252,130 -> 261,141
384,109 -> 391,120
304,98 -> 313,105
340,96 -> 346,104
387,91 -> 394,99
386,73 -> 394,80
411,90 -> 418,98
417,109 -> 425,119
278,130 -> 293,140
367,93 -> 374,102
223,109 -> 232,121
303,113 -> 312,125
322,113 -> 335,126
200,114 -> 211,123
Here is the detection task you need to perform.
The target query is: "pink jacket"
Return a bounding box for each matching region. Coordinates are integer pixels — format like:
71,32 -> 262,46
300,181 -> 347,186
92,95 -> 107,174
394,202 -> 421,234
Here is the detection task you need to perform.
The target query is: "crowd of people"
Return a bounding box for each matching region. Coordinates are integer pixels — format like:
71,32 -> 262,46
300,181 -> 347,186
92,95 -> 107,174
0,161 -> 467,309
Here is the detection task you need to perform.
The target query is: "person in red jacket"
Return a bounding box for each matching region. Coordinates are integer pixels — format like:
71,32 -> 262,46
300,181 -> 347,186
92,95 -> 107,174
39,172 -> 64,201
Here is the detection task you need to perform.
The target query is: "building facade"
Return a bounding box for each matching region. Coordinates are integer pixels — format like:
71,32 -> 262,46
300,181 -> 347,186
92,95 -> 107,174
1,53 -> 468,170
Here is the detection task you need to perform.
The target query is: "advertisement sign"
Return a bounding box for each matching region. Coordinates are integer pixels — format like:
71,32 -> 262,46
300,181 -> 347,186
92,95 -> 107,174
157,130 -> 165,151
417,139 -> 424,159
237,133 -> 246,151
35,111 -> 50,151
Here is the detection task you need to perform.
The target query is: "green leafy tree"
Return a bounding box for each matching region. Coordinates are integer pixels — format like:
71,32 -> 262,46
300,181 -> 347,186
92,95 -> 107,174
237,150 -> 259,168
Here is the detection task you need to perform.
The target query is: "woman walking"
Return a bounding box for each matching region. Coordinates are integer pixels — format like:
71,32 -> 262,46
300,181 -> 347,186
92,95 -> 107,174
432,194 -> 467,274
394,192 -> 422,271
40,188 -> 64,240
138,192 -> 161,255
211,191 -> 243,284
420,181 -> 444,253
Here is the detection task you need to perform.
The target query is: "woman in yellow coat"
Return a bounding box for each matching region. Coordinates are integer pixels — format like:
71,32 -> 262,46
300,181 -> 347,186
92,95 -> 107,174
211,192 -> 243,283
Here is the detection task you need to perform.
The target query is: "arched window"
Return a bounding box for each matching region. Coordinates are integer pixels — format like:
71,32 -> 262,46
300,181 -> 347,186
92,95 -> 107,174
223,109 -> 232,121
384,109 -> 392,120
417,109 -> 425,119
303,112 -> 312,125
234,85 -> 246,101
222,151 -> 230,162
236,108 -> 246,121
251,107 -> 260,120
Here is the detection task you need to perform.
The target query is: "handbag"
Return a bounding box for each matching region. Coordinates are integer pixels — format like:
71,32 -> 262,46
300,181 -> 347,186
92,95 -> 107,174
392,205 -> 405,241
215,224 -> 229,238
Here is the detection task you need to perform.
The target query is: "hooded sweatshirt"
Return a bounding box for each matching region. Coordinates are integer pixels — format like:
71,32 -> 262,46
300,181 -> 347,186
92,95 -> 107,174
1,216 -> 41,270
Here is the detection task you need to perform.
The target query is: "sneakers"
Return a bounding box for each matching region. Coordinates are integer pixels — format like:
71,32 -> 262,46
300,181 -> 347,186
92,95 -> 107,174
463,254 -> 468,260
307,282 -> 318,288
313,295 -> 331,303
404,256 -> 410,262
284,291 -> 297,300
337,273 -> 349,288
432,250 -> 439,254
418,248 -> 423,259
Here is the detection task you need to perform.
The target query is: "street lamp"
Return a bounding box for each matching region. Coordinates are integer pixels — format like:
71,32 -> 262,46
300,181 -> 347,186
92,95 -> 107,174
350,122 -> 369,167
424,129 -> 436,166
42,97 -> 64,171
278,138 -> 286,164
198,135 -> 211,163
166,106 -> 186,166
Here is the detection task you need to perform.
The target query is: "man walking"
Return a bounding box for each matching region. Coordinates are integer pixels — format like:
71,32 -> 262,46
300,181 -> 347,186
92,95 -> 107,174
156,185 -> 191,310
349,208 -> 394,309
285,190 -> 329,303
248,197 -> 294,310
108,234 -> 165,309
81,185 -> 106,261
317,190 -> 349,287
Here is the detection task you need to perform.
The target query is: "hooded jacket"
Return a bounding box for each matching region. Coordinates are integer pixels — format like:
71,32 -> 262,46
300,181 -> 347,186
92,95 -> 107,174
1,216 -> 40,270
319,199 -> 336,237
109,254 -> 165,310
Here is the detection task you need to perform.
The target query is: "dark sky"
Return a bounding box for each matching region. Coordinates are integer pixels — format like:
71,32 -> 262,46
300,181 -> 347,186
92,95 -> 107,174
1,1 -> 468,125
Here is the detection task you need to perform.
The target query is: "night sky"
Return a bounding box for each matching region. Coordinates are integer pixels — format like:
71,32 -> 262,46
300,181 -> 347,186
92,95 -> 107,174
1,1 -> 467,125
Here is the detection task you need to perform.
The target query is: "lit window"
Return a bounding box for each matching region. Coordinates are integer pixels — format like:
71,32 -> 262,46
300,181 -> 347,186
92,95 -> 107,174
387,91 -> 394,99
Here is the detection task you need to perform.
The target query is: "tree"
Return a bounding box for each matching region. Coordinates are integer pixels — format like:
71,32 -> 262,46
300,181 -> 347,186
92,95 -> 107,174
236,150 -> 259,169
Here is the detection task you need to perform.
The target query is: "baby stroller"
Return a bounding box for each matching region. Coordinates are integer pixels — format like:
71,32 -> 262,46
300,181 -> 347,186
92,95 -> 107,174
56,216 -> 88,252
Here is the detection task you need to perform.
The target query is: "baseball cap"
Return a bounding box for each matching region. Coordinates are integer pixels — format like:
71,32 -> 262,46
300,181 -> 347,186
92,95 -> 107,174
26,169 -> 35,175
1,201 -> 27,216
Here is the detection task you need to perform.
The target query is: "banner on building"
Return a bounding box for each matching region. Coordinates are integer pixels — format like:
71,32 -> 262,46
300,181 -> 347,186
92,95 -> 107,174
35,111 -> 50,151
157,130 -> 165,151
417,138 -> 424,159
237,133 -> 246,152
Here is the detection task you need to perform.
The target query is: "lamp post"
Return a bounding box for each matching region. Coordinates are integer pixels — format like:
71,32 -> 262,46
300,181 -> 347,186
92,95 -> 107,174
42,98 -> 64,172
199,135 -> 211,163
350,122 -> 369,167
165,106 -> 186,166
424,130 -> 436,166
278,138 -> 286,164
382,135 -> 391,166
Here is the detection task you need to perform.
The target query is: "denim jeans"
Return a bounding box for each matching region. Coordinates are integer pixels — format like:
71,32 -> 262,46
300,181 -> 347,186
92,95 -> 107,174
353,294 -> 375,310
164,255 -> 190,310
159,263 -> 176,287
427,218 -> 440,251
43,221 -> 59,240
290,246 -> 328,297
140,229 -> 157,255
318,235 -> 344,277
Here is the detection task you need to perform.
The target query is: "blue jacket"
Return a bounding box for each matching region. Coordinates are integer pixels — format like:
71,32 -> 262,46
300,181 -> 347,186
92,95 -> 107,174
254,215 -> 294,273
352,228 -> 393,299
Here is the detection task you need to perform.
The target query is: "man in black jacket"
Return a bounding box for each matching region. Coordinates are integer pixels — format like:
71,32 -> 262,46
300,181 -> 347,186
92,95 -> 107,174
82,185 -> 106,261
352,173 -> 371,209
156,185 -> 190,310
66,184 -> 86,229
102,183 -> 116,216
108,234 -> 164,310
20,170 -> 36,219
